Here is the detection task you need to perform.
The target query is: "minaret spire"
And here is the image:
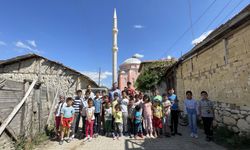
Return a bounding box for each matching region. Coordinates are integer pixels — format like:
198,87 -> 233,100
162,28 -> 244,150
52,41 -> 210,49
112,8 -> 118,84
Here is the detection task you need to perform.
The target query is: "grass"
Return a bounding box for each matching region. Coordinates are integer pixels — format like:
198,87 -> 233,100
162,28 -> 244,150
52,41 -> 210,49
213,127 -> 250,150
15,126 -> 54,150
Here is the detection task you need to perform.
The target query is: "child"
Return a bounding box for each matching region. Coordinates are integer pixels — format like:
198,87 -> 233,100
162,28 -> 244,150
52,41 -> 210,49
152,100 -> 163,138
93,91 -> 102,137
54,95 -> 66,139
134,105 -> 144,139
113,104 -> 123,140
101,95 -> 109,135
81,90 -> 90,137
184,91 -> 199,138
142,95 -> 154,138
104,102 -> 112,137
128,96 -> 135,138
162,93 -> 171,137
112,92 -> 119,132
59,97 -> 75,145
120,91 -> 129,135
83,98 -> 95,142
198,91 -> 214,141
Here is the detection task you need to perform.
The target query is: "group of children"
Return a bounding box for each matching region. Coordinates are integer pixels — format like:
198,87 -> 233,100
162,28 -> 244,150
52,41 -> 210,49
54,83 -> 215,145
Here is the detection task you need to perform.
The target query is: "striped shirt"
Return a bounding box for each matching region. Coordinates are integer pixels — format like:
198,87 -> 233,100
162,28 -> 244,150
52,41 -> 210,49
73,96 -> 83,113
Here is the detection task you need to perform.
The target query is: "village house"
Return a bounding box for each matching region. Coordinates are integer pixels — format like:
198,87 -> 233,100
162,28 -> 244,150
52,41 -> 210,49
0,54 -> 99,149
163,5 -> 250,135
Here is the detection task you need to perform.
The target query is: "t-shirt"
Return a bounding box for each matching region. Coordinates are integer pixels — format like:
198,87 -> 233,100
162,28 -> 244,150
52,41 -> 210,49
109,89 -> 121,101
126,88 -> 135,97
55,102 -> 67,117
162,100 -> 171,116
153,106 -> 162,119
73,96 -> 83,113
81,99 -> 88,116
120,98 -> 129,113
199,99 -> 214,118
86,107 -> 95,120
114,111 -> 123,123
184,99 -> 198,114
61,106 -> 75,118
112,100 -> 118,115
168,94 -> 178,110
94,97 -> 102,113
143,102 -> 152,118
128,105 -> 135,119
104,107 -> 112,121
135,111 -> 142,124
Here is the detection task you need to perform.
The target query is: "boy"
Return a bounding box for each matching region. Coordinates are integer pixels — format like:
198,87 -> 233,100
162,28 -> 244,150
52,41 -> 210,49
54,95 -> 66,139
72,90 -> 83,138
60,97 -> 75,145
120,91 -> 129,135
184,91 -> 199,138
134,105 -> 143,139
198,91 -> 214,141
112,92 -> 119,133
168,88 -> 182,136
93,91 -> 102,137
104,102 -> 112,137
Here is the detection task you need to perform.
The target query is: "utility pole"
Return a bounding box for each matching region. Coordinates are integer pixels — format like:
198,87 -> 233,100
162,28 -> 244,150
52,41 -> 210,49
98,67 -> 101,86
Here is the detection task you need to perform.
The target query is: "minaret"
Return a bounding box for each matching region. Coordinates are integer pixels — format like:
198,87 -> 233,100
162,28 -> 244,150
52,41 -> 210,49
112,8 -> 118,84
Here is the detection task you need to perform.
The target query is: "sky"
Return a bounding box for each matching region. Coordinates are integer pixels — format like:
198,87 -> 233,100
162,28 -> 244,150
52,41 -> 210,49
0,0 -> 249,88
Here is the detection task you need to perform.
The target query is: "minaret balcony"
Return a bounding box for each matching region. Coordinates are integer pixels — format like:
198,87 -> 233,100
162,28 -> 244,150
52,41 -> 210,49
113,28 -> 118,33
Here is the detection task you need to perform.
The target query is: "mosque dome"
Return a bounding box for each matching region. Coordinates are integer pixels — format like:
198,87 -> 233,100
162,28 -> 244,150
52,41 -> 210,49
122,57 -> 141,65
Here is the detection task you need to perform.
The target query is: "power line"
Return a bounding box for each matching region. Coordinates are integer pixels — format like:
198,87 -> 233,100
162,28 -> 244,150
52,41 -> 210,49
220,0 -> 245,24
202,0 -> 233,33
188,0 -> 194,40
160,0 -> 217,58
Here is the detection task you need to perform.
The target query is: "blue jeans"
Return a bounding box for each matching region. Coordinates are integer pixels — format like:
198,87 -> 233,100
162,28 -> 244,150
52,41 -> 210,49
187,109 -> 197,134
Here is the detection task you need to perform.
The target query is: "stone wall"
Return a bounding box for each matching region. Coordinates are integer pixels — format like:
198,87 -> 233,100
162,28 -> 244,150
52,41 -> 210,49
214,101 -> 250,135
174,18 -> 250,134
0,57 -> 97,96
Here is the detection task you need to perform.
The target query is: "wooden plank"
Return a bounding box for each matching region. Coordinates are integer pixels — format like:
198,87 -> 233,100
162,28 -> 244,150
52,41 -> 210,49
0,79 -> 37,136
0,117 -> 18,141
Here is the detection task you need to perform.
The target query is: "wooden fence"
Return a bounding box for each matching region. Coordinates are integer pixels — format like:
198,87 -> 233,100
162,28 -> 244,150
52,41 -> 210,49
0,78 -> 56,150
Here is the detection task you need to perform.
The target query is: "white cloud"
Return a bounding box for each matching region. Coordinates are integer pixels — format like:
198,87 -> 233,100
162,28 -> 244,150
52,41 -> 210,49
15,40 -> 40,53
133,53 -> 144,58
133,25 -> 145,29
192,30 -> 213,45
27,40 -> 37,47
0,41 -> 6,46
81,71 -> 112,83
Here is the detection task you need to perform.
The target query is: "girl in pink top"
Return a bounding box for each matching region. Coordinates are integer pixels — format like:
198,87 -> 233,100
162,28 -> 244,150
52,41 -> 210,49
142,95 -> 154,138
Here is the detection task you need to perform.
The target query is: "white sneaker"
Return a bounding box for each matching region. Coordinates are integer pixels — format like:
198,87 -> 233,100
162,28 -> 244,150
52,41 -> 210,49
146,134 -> 150,138
194,134 -> 198,138
83,137 -> 89,142
88,137 -> 92,142
190,133 -> 194,138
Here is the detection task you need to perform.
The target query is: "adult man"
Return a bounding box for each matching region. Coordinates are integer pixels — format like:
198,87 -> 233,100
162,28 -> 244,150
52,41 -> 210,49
168,88 -> 182,136
109,82 -> 121,101
87,85 -> 95,99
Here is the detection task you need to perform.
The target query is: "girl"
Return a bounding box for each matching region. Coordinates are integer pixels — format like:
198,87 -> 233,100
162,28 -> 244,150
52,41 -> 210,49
128,96 -> 135,138
162,93 -> 171,137
113,104 -> 123,140
83,98 -> 95,142
134,105 -> 144,139
104,102 -> 112,137
142,95 -> 154,138
152,100 -> 163,138
184,91 -> 199,138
